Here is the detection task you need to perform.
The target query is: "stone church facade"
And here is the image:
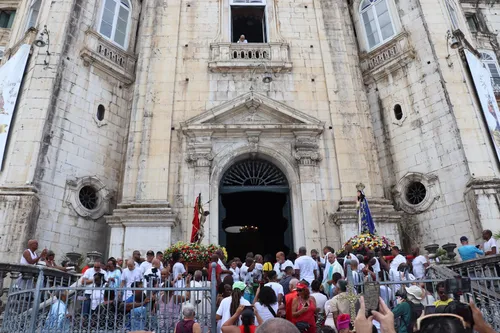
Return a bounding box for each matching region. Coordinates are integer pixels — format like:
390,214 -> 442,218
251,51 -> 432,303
1,0 -> 500,261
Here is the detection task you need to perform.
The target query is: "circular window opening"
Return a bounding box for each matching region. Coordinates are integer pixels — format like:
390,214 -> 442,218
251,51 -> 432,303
405,182 -> 426,205
97,104 -> 105,121
394,104 -> 403,120
79,186 -> 99,210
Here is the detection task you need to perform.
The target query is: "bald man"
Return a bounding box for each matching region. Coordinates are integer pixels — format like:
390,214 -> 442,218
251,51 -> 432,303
20,239 -> 47,265
285,278 -> 299,321
274,252 -> 293,279
256,318 -> 300,333
143,258 -> 162,287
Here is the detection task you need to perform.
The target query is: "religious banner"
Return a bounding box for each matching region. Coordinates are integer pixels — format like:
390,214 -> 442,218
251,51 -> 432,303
465,49 -> 500,162
0,44 -> 31,168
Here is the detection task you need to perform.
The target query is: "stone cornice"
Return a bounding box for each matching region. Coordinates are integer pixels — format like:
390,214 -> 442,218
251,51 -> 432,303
0,186 -> 39,197
105,201 -> 177,228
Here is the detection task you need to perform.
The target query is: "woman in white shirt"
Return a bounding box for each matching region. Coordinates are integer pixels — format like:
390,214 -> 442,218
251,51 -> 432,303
253,286 -> 278,322
216,282 -> 250,332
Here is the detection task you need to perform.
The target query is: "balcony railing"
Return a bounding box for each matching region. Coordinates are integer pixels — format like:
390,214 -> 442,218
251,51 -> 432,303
80,29 -> 137,85
209,42 -> 292,72
359,32 -> 415,82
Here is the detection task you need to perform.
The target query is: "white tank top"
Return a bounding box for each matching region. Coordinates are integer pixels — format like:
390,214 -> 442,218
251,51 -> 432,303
20,249 -> 37,265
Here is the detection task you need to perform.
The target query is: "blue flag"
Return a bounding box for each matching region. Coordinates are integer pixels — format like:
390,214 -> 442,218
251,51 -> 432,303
359,194 -> 376,235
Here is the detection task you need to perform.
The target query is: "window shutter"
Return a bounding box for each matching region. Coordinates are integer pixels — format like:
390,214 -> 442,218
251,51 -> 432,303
114,5 -> 129,47
27,0 -> 41,28
99,0 -> 116,38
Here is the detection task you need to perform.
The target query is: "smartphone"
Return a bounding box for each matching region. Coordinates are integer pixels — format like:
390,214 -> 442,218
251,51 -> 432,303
244,306 -> 254,312
424,305 -> 436,315
363,282 -> 380,316
304,302 -> 309,308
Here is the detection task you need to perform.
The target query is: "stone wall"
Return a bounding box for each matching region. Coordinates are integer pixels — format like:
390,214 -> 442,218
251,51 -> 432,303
0,0 -> 135,260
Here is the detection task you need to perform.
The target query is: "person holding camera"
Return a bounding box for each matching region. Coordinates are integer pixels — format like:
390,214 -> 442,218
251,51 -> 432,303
143,258 -> 162,288
221,304 -> 264,333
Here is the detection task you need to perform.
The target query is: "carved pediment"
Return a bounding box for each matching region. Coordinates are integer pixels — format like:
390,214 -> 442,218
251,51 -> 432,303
181,92 -> 324,130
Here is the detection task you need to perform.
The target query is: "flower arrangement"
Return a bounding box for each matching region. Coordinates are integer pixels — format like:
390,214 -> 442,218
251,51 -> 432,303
164,242 -> 228,264
340,234 -> 396,255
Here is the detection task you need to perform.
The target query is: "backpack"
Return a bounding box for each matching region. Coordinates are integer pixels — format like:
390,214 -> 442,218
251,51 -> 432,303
402,302 -> 423,332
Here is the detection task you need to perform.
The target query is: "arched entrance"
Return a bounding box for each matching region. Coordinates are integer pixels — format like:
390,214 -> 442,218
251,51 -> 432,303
219,159 -> 294,259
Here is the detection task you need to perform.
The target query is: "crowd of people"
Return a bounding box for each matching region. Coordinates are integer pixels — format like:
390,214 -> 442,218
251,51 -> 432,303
17,230 -> 498,333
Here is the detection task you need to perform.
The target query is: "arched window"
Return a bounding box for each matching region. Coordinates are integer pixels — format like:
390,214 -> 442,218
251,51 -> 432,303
480,51 -> 500,87
98,0 -> 131,49
360,0 -> 396,50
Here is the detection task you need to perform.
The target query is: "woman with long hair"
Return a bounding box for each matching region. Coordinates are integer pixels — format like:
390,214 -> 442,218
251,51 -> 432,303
221,305 -> 264,333
253,286 -> 278,322
216,282 -> 251,332
292,282 -> 317,333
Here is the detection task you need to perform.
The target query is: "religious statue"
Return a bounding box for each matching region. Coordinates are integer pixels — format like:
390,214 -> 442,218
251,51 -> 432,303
196,210 -> 210,244
357,188 -> 376,235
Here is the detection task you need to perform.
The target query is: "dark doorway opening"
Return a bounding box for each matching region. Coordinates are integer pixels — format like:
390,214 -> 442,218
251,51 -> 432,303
231,6 -> 267,43
220,191 -> 292,260
219,159 -> 293,260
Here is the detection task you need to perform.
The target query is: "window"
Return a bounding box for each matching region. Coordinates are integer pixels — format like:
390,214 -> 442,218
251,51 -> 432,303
405,182 -> 427,205
446,0 -> 459,30
26,0 -> 41,29
99,0 -> 131,48
466,14 -> 478,33
79,185 -> 99,210
393,104 -> 403,120
0,46 -> 4,60
0,10 -> 16,29
97,104 -> 105,121
231,0 -> 267,43
480,51 -> 500,87
360,0 -> 396,50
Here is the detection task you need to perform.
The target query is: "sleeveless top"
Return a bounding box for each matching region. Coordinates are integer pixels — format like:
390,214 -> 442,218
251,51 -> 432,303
239,325 -> 257,333
20,249 -> 37,265
175,319 -> 195,333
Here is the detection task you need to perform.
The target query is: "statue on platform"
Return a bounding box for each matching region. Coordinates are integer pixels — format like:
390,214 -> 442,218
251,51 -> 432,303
356,184 -> 377,235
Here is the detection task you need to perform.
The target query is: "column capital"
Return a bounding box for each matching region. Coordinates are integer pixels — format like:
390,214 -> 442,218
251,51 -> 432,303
293,132 -> 322,166
185,132 -> 214,167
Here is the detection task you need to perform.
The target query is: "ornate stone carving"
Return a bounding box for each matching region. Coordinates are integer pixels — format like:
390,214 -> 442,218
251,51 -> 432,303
246,130 -> 261,152
64,176 -> 113,220
185,133 -> 214,167
392,172 -> 440,214
293,132 -> 322,165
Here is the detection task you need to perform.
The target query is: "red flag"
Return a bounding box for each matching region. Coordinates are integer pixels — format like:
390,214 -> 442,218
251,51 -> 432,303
190,195 -> 201,243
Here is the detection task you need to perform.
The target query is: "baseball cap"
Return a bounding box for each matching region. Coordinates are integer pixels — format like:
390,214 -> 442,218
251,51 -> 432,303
296,282 -> 308,290
146,250 -> 154,256
233,281 -> 246,291
459,236 -> 468,242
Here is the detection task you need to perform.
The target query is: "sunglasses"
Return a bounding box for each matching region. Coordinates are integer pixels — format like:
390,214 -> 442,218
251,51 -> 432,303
296,289 -> 304,292
417,314 -> 467,330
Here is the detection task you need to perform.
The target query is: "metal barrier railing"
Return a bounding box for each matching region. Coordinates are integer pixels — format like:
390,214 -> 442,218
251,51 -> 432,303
343,259 -> 500,331
1,264 -> 217,333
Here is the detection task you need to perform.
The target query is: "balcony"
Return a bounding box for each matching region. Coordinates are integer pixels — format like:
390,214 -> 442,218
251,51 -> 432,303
359,32 -> 415,82
80,29 -> 137,85
208,42 -> 292,72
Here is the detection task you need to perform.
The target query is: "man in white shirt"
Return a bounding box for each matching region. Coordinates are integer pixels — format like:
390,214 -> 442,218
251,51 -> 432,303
140,250 -> 154,275
411,247 -> 429,279
240,258 -> 255,286
143,258 -> 162,287
90,272 -> 105,311
294,246 -> 318,285
81,260 -> 108,314
344,244 -> 359,272
132,250 -> 141,269
274,251 -> 294,279
483,229 -> 498,255
389,246 -> 406,271
120,258 -> 143,301
264,270 -> 284,306
216,249 -> 233,281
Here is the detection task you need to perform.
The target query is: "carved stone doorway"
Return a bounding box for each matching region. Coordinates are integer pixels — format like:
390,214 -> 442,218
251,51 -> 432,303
219,159 -> 293,259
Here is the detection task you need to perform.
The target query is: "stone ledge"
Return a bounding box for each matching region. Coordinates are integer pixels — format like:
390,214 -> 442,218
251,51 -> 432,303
105,201 -> 177,228
330,198 -> 403,225
0,185 -> 39,197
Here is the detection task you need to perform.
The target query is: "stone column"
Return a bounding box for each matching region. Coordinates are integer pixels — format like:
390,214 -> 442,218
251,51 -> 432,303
185,132 -> 214,244
293,131 -> 324,251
